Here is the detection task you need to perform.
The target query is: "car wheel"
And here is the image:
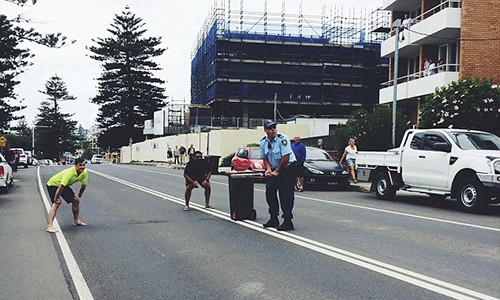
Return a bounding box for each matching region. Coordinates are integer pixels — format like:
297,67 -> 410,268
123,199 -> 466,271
456,176 -> 488,213
0,186 -> 7,194
375,172 -> 396,200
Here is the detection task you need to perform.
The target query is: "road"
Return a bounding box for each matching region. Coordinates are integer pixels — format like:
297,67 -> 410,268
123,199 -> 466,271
1,164 -> 499,300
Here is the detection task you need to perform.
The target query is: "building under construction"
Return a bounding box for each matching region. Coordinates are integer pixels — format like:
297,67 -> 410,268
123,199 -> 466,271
191,0 -> 390,127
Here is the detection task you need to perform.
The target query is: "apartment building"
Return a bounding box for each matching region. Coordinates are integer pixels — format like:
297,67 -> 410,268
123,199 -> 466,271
379,0 -> 499,125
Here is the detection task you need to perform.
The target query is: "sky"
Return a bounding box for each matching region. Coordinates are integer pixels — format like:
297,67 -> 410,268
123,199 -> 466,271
2,0 -> 382,130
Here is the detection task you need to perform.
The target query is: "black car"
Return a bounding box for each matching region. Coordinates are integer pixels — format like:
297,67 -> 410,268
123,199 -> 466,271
301,147 -> 350,190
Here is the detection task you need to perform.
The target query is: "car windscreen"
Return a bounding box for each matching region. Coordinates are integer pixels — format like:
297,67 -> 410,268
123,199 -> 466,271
305,148 -> 333,161
448,132 -> 500,150
249,149 -> 261,159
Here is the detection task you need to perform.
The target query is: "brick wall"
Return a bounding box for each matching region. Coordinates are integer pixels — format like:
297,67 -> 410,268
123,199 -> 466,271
460,0 -> 500,84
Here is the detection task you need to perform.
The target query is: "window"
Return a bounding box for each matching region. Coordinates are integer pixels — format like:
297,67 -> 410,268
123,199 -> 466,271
410,132 -> 424,149
422,134 -> 448,151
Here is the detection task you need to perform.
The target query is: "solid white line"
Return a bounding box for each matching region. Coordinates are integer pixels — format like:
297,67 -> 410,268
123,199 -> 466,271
296,194 -> 500,232
37,167 -> 94,300
112,164 -> 500,232
89,169 -> 498,300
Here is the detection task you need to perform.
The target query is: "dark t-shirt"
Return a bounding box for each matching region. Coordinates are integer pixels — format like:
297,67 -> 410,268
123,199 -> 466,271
184,159 -> 210,183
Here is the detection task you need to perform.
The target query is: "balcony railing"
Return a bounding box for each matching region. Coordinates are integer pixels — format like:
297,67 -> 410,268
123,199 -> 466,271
388,0 -> 462,36
381,63 -> 459,87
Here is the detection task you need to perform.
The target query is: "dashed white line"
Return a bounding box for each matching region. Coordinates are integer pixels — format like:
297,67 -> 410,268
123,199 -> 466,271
89,168 -> 499,300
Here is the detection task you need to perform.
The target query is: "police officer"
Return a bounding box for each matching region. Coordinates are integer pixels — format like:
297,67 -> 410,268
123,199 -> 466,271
259,120 -> 297,231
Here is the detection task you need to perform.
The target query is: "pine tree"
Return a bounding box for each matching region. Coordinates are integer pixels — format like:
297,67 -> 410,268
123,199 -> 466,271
1,1 -> 72,131
0,15 -> 29,131
88,7 -> 167,150
34,74 -> 78,159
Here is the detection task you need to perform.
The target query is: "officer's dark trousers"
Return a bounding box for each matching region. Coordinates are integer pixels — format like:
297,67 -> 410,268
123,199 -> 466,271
266,168 -> 295,220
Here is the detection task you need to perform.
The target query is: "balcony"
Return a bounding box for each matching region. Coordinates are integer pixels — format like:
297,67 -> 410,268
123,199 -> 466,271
381,1 -> 461,57
379,64 -> 459,104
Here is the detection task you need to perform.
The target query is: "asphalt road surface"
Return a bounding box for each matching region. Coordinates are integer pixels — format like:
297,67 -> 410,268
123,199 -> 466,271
1,164 -> 499,300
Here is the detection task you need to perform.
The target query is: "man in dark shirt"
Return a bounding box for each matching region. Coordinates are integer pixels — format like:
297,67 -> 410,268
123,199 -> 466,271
183,151 -> 213,211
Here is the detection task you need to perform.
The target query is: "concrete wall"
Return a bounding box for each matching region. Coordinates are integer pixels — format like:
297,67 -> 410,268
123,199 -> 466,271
120,123 -> 309,163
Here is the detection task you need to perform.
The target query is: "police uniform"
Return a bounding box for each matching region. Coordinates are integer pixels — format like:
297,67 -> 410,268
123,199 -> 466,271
260,130 -> 297,228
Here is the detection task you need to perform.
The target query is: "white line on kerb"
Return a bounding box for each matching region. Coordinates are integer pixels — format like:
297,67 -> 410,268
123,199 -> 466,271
89,169 -> 498,300
37,167 -> 94,300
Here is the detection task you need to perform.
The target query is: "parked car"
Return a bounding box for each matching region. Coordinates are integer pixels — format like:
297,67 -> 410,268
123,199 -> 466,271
25,150 -> 33,165
302,147 -> 350,190
231,147 -> 265,172
91,154 -> 105,164
0,153 -> 14,193
38,158 -> 56,166
11,148 -> 28,168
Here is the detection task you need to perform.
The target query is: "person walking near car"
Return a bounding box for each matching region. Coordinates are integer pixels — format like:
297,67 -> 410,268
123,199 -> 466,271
46,157 -> 88,233
4,144 -> 17,173
291,135 -> 306,192
260,120 -> 297,231
340,138 -> 358,183
183,151 -> 214,211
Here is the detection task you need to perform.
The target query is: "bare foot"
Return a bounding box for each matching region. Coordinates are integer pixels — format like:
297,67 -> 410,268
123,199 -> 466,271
47,226 -> 58,233
74,221 -> 88,226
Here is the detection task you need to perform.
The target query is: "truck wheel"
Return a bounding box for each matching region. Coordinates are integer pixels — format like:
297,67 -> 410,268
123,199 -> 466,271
457,176 -> 487,212
375,172 -> 396,200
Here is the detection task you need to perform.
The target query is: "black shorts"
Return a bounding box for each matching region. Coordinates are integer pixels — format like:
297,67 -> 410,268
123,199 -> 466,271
47,185 -> 76,204
295,162 -> 306,176
185,178 -> 209,186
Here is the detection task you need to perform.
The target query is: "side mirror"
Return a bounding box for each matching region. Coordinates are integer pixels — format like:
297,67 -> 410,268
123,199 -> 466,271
432,142 -> 451,152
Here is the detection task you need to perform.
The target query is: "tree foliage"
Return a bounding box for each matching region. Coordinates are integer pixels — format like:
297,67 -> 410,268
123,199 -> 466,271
0,15 -> 28,130
419,77 -> 500,136
88,7 -> 167,150
335,107 -> 410,151
0,1 -> 73,131
34,74 -> 78,159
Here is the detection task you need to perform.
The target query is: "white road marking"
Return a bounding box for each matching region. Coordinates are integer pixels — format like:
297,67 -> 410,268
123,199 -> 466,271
89,168 -> 498,300
111,164 -> 500,232
37,167 -> 94,300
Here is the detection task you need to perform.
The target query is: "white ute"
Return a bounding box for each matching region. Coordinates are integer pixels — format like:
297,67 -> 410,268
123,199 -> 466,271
357,129 -> 500,212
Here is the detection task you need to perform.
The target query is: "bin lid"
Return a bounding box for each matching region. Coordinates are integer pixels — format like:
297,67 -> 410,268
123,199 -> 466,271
227,170 -> 265,178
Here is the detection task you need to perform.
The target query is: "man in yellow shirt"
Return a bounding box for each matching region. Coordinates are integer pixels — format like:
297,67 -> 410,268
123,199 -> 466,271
46,157 -> 88,233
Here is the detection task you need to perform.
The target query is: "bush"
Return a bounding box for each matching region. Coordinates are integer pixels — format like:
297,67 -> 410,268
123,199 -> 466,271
220,152 -> 235,167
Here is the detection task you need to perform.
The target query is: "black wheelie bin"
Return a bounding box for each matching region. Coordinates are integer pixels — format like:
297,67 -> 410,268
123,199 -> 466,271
227,171 -> 261,221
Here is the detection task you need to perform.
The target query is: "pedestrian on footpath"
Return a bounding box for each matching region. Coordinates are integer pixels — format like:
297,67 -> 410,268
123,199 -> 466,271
339,138 -> 358,183
46,157 -> 88,233
291,135 -> 306,192
260,120 -> 297,231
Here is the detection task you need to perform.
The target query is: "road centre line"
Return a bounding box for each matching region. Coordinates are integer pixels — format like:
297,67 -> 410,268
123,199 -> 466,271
37,167 -> 94,300
110,164 -> 500,233
89,169 -> 498,300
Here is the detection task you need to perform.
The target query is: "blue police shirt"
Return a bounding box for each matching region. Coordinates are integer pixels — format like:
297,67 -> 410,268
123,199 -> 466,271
259,133 -> 297,169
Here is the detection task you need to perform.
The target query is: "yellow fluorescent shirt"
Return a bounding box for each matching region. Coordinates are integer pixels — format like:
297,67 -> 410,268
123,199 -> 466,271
47,167 -> 88,187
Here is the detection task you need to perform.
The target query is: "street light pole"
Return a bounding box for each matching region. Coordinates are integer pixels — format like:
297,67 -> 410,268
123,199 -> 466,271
392,19 -> 402,148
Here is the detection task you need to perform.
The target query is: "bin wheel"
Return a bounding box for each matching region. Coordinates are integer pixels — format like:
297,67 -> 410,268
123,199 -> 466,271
250,209 -> 257,221
231,211 -> 237,221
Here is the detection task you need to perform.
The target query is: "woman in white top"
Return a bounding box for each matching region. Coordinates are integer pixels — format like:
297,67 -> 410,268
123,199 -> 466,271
340,138 -> 358,183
